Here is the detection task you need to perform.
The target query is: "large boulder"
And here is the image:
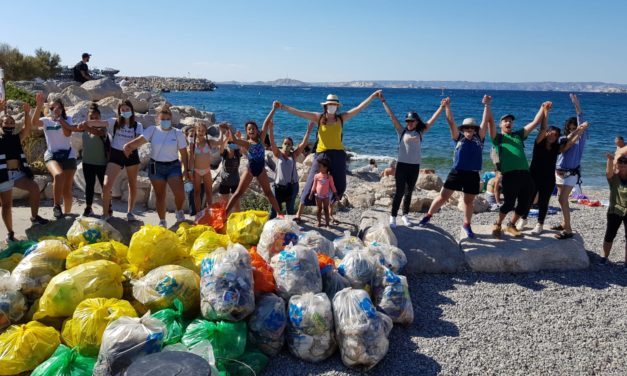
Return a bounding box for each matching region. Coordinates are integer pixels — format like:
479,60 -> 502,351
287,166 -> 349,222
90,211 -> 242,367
81,78 -> 122,101
138,143 -> 152,169
73,162 -> 104,195
47,85 -> 90,106
456,194 -> 490,214
461,225 -> 590,273
120,173 -> 152,205
135,113 -> 156,128
128,96 -> 149,114
67,100 -> 117,124
171,105 -> 203,119
11,174 -> 51,201
98,96 -> 122,114
409,189 -> 439,212
417,172 -> 443,191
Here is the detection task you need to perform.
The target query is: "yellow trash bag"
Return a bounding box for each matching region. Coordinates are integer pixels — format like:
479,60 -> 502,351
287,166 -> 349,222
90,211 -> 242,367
132,265 -> 200,315
11,239 -> 72,300
127,225 -> 186,272
35,260 -> 123,319
176,222 -> 214,251
66,217 -> 123,249
61,298 -> 137,356
227,210 -> 269,247
0,321 -> 61,375
0,253 -> 23,272
66,242 -> 123,269
173,256 -> 200,274
110,240 -> 129,259
189,231 -> 230,268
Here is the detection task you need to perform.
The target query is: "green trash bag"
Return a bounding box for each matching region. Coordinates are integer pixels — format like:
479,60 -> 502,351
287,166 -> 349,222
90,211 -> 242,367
0,240 -> 36,259
223,346 -> 269,376
182,319 -> 246,361
31,344 -> 96,376
151,299 -> 185,345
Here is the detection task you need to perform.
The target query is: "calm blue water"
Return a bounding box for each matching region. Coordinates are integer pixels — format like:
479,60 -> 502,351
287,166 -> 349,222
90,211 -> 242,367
164,86 -> 627,187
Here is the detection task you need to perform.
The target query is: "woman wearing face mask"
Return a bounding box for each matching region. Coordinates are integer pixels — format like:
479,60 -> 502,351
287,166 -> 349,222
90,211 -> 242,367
0,99 -> 49,242
123,106 -> 189,228
276,91 -> 381,224
32,93 -> 79,219
266,113 -> 314,219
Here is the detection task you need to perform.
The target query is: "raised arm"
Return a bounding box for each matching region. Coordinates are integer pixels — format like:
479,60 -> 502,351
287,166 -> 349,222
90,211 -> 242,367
342,90 -> 382,122
423,99 -> 446,132
294,121 -> 315,158
18,103 -> 32,141
230,130 -> 249,149
261,103 -> 279,148
523,101 -> 551,138
535,102 -> 551,144
379,92 -> 403,133
488,97 -> 498,141
479,95 -> 492,141
606,153 -> 615,179
443,97 -> 458,140
218,128 -> 228,155
570,93 -> 582,116
267,118 -> 280,158
31,92 -> 45,128
278,100 -> 319,122
561,122 -> 589,153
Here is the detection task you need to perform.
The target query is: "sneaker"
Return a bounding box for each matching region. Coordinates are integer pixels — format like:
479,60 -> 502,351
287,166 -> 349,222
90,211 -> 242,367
599,257 -> 608,264
516,218 -> 527,231
30,215 -> 49,225
389,216 -> 397,229
159,219 -> 168,228
401,215 -> 411,227
462,224 -> 475,239
82,207 -> 94,218
418,214 -> 432,227
492,224 -> 502,239
5,231 -> 16,243
126,212 -> 136,221
531,223 -> 544,235
505,223 -> 523,237
102,214 -> 111,222
175,210 -> 185,223
53,205 -> 63,219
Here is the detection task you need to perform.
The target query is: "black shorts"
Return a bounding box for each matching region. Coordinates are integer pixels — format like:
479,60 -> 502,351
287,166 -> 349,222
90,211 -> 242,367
443,169 -> 480,194
109,148 -> 140,168
219,184 -> 238,195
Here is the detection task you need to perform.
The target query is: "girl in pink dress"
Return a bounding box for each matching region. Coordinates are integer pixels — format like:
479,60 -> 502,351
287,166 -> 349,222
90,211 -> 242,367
308,157 -> 338,227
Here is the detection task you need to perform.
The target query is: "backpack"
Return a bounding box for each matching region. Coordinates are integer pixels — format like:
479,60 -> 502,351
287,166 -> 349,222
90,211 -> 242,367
312,113 -> 343,152
399,127 -> 423,144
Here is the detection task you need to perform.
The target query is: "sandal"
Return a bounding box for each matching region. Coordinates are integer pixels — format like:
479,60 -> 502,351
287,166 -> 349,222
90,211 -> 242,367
555,231 -> 574,240
550,224 -> 564,231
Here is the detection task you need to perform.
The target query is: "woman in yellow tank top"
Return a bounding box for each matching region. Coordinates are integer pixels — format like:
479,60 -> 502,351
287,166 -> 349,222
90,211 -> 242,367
277,90 -> 381,223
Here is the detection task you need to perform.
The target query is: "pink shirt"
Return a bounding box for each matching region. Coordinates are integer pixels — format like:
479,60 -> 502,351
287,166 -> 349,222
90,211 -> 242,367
311,172 -> 337,198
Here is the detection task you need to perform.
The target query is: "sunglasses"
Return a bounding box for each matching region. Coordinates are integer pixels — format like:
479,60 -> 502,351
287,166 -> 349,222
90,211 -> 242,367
405,119 -> 416,123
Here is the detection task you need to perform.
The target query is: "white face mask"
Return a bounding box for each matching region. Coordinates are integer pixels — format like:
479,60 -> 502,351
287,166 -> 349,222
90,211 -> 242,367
326,105 -> 338,115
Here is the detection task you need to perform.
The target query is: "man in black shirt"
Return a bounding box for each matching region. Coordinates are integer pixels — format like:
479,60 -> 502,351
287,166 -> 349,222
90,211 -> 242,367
73,53 -> 92,83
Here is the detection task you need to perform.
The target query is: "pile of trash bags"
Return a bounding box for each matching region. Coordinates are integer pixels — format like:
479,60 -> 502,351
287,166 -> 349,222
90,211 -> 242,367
0,210 -> 413,374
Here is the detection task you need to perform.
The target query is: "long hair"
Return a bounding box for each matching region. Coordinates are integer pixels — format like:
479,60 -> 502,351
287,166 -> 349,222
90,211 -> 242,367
563,117 -> 577,136
114,99 -> 136,131
407,111 -> 427,134
88,102 -> 101,117
51,99 -> 68,120
245,121 -> 260,142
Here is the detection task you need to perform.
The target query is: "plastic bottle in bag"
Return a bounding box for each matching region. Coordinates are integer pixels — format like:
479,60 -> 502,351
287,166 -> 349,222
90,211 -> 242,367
332,288 -> 393,370
337,250 -> 381,291
286,292 -> 336,362
132,265 -> 200,315
256,218 -> 300,262
333,231 -> 365,259
0,269 -> 27,331
200,244 -> 255,322
362,223 -> 398,247
373,267 -> 414,325
366,241 -> 407,273
271,244 -> 322,300
248,293 -> 287,356
298,230 -> 335,257
66,217 -> 123,248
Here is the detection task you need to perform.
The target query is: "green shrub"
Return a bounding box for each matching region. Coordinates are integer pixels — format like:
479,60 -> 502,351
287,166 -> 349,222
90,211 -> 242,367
5,82 -> 35,106
241,191 -> 271,212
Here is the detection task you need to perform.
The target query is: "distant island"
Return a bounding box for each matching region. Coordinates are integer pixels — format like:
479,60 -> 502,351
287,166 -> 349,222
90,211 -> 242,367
216,78 -> 627,93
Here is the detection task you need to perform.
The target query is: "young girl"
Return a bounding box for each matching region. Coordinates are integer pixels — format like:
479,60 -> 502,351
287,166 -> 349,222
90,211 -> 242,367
32,93 -> 79,219
602,153 -> 627,264
189,120 -> 222,213
218,127 -> 242,212
308,157 -> 338,227
77,103 -> 108,217
225,107 -> 281,215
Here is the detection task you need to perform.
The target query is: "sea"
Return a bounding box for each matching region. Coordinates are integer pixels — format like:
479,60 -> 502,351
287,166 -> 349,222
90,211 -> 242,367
164,85 -> 627,188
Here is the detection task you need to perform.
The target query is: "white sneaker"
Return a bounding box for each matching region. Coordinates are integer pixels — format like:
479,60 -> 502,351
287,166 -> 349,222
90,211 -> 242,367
531,223 -> 544,235
159,219 -> 167,228
516,218 -> 527,231
389,216 -> 397,229
175,210 -> 185,223
401,215 -> 411,227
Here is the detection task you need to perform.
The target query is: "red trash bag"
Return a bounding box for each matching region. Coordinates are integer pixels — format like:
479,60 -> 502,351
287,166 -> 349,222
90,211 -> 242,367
249,246 -> 276,293
195,202 -> 227,233
318,254 -> 335,275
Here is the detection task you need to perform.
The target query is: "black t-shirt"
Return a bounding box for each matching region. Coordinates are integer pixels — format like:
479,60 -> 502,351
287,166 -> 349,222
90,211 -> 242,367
529,137 -> 561,177
73,61 -> 89,83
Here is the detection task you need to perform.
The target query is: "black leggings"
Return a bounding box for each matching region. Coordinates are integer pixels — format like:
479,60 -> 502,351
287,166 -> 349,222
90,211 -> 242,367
391,162 -> 420,217
526,173 -> 555,224
83,163 -> 106,207
499,170 -> 533,217
604,212 -> 627,243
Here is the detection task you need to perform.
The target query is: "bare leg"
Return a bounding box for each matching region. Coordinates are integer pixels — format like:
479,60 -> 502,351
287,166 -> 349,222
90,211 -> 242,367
62,169 -> 76,214
315,197 -> 322,226
602,241 -> 612,259
151,179 -> 168,220
496,212 -> 507,226
14,177 -> 41,218
126,165 -> 139,213
322,197 -> 330,226
427,188 -> 455,217
102,163 -> 122,217
46,161 -> 64,207
226,171 -> 253,214
557,184 -> 574,232
168,176 -> 185,211
203,173 -> 213,207
0,191 -> 13,234
462,193 -> 475,225
257,171 -> 282,215
193,172 -> 203,213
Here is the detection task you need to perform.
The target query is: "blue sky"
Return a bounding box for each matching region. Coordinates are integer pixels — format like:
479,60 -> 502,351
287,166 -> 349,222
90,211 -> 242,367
3,0 -> 627,83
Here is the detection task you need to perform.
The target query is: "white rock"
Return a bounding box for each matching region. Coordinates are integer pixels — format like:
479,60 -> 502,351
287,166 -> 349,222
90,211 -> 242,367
128,96 -> 149,114
303,153 -> 314,167
98,96 -> 122,113
61,85 -> 90,106
81,78 -> 122,101
417,173 -> 443,191
456,194 -> 490,214
147,184 -> 189,211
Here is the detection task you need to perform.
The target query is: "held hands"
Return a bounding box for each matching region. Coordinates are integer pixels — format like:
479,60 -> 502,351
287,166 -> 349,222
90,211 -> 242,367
442,97 -> 451,107
35,92 -> 45,108
22,102 -> 31,115
373,90 -> 383,99
482,95 -> 491,106
577,121 -> 589,132
273,100 -> 281,109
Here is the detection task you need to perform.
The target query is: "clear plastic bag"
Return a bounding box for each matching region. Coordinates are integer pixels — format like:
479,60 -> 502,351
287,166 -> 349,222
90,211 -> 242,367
93,313 -> 166,376
200,244 -> 254,322
248,293 -> 287,356
322,269 -> 351,302
337,250 -> 381,291
373,268 -> 414,325
67,217 -> 123,248
333,231 -> 365,259
362,223 -> 397,247
286,292 -> 336,362
0,321 -> 61,375
127,225 -> 187,273
256,218 -> 300,263
332,288 -> 393,370
11,239 -> 72,299
271,244 -> 322,300
366,241 -> 407,274
226,210 -> 269,247
298,230 -> 335,257
0,270 -> 27,331
190,231 -> 230,269
132,265 -> 200,315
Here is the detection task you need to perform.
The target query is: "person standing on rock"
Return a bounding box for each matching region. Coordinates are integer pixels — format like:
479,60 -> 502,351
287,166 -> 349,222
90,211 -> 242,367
552,94 -> 590,239
73,53 -> 92,83
417,96 -> 491,238
602,153 -> 627,264
123,105 -> 189,228
488,101 -> 549,239
0,99 -> 49,242
277,91 -> 381,224
32,94 -> 79,219
378,93 -> 446,228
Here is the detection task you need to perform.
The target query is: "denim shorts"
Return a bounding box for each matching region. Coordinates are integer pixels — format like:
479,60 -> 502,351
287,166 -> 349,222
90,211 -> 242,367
148,160 -> 182,181
0,170 -> 27,193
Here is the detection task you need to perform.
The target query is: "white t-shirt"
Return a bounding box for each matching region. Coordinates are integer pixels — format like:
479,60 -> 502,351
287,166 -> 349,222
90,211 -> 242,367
107,118 -> 144,151
41,116 -> 77,158
142,126 -> 187,162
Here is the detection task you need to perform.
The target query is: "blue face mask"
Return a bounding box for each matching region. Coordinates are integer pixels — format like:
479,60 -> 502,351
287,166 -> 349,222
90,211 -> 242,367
120,111 -> 133,119
228,143 -> 238,150
160,120 -> 172,129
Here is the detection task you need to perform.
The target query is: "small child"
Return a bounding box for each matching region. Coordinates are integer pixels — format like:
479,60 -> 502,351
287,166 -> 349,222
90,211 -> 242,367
309,157 -> 338,227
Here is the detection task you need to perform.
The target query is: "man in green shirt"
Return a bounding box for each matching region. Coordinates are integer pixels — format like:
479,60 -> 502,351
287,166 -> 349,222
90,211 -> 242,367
488,101 -> 550,238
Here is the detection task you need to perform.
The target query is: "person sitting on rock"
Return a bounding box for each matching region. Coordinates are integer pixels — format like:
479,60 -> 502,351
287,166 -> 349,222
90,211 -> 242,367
417,96 -> 491,238
378,92 -> 446,228
602,153 -> 627,264
73,53 -> 92,83
380,160 -> 397,178
616,136 -> 625,151
488,100 -> 548,239
0,99 -> 49,242
485,172 -> 502,210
